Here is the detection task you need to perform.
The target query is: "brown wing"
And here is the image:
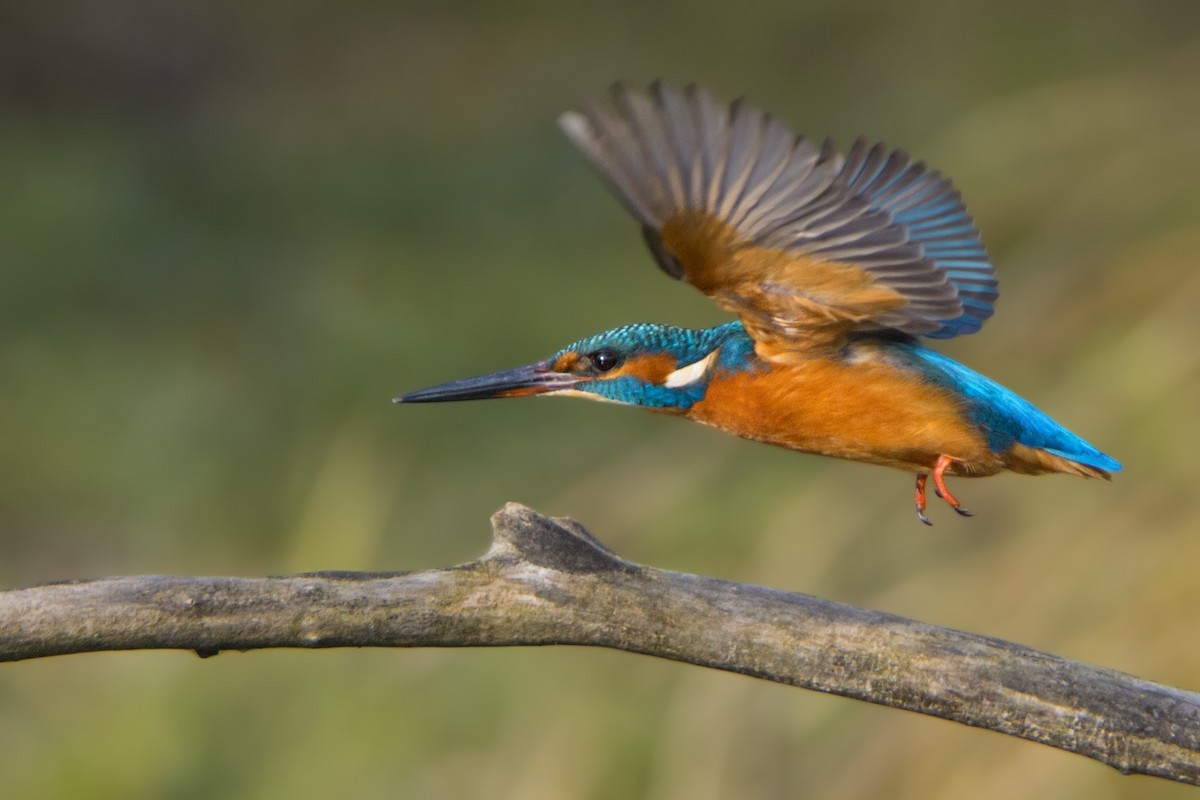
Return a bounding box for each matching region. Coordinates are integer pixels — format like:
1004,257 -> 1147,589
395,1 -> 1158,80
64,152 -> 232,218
558,82 -> 997,358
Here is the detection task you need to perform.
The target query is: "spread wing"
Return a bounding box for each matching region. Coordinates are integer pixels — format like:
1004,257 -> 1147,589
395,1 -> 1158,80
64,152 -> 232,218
558,82 -> 998,357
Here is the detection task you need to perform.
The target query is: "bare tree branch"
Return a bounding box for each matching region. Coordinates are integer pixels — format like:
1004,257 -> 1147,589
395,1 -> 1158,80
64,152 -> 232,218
1,503 -> 1197,784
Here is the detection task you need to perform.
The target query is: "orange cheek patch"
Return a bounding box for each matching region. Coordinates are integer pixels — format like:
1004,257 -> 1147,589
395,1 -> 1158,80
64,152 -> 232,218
613,353 -> 678,384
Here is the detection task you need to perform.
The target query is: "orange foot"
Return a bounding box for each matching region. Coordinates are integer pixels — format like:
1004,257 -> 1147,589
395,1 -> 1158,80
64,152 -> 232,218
914,455 -> 974,525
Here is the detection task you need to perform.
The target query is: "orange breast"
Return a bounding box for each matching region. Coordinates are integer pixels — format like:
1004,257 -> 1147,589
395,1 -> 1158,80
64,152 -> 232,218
688,353 -> 1003,476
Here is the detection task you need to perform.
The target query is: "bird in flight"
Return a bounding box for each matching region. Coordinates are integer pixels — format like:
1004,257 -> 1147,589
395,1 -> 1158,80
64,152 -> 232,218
397,82 -> 1120,523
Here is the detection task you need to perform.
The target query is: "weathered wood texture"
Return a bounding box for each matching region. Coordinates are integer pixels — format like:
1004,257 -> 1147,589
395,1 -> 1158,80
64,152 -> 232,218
1,503 -> 1197,784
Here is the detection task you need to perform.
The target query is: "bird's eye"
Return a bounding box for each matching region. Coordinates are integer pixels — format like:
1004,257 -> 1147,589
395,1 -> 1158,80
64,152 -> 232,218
588,349 -> 622,373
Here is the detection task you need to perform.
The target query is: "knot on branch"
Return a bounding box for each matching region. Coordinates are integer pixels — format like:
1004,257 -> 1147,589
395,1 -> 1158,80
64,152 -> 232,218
488,503 -> 633,575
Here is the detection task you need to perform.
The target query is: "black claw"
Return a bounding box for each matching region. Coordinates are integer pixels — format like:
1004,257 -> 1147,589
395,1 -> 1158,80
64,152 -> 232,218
933,487 -> 944,499
952,505 -> 974,518
916,508 -> 933,526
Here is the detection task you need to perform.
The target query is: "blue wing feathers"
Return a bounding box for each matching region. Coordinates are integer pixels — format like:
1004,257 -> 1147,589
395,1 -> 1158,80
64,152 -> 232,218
838,144 -> 999,339
893,344 -> 1122,472
925,319 -> 981,338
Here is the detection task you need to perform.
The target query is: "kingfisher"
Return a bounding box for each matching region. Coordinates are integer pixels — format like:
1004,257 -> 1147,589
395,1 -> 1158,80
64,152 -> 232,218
396,82 -> 1121,523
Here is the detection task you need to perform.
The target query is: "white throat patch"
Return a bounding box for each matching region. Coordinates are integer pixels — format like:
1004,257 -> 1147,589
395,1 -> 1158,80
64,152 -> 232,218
664,351 -> 717,388
552,388 -> 623,405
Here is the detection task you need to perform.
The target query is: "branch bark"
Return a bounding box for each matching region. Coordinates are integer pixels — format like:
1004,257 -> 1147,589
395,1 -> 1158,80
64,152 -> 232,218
1,503 -> 1197,784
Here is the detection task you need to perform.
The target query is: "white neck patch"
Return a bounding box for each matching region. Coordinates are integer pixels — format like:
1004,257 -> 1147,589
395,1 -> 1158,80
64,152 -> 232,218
664,351 -> 717,388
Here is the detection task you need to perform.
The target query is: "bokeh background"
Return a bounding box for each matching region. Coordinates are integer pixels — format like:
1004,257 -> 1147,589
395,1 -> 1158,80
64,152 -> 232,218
3,2 -> 1199,797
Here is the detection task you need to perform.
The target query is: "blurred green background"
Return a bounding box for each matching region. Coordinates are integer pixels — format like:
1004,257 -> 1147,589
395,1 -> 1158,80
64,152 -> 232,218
3,1 -> 1199,797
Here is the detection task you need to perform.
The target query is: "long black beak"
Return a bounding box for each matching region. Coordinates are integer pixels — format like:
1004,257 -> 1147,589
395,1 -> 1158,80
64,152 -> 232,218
393,360 -> 580,403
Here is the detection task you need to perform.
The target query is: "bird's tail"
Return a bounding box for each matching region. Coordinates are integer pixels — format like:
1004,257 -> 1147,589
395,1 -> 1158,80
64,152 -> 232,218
1005,443 -> 1116,480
